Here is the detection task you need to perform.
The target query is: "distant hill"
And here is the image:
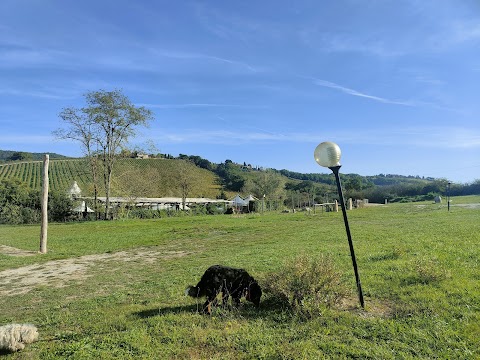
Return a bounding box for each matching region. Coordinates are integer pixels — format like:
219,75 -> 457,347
1,150 -> 477,202
0,150 -> 68,162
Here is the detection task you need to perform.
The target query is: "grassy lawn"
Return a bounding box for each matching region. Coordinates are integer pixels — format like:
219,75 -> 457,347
1,196 -> 479,359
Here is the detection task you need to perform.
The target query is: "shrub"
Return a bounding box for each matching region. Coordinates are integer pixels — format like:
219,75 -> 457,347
0,203 -> 23,224
0,179 -> 73,223
401,257 -> 450,285
263,254 -> 349,317
412,258 -> 450,285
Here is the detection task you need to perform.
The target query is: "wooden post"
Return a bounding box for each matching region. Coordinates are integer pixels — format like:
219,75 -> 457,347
39,154 -> 49,254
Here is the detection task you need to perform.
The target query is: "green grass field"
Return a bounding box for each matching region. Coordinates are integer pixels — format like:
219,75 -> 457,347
1,197 -> 479,359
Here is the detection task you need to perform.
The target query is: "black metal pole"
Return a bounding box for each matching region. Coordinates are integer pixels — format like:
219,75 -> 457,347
447,182 -> 451,212
329,165 -> 365,309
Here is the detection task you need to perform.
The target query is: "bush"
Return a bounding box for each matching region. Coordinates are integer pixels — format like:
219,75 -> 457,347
0,179 -> 73,224
263,254 -> 349,317
0,203 -> 23,224
48,190 -> 74,222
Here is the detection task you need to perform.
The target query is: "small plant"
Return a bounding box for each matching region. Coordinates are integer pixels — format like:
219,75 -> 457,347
368,247 -> 404,262
263,254 -> 349,317
402,257 -> 450,285
413,258 -> 450,284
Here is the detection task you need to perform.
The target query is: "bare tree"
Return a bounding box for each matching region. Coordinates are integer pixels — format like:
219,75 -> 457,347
55,89 -> 154,219
176,160 -> 195,211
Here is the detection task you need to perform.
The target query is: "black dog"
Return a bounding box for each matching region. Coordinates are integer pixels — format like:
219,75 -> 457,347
186,265 -> 262,314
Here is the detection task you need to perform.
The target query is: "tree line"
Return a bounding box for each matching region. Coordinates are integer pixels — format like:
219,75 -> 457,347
159,153 -> 480,205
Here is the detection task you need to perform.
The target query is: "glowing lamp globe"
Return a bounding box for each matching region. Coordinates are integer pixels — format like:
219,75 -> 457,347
314,141 -> 341,168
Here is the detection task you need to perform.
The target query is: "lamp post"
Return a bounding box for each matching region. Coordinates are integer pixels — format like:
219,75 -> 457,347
314,141 -> 365,309
447,182 -> 451,212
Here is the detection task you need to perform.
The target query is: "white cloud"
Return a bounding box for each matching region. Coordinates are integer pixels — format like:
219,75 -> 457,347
311,78 -> 415,106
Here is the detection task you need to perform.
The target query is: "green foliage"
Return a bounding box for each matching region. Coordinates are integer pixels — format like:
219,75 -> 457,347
0,150 -> 67,162
241,170 -> 285,199
0,179 -> 73,224
48,190 -> 74,222
0,178 -> 30,205
215,161 -> 245,191
7,151 -> 33,161
0,179 -> 36,224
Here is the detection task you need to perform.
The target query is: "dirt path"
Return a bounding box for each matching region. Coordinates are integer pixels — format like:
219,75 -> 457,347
0,245 -> 37,257
0,247 -> 188,296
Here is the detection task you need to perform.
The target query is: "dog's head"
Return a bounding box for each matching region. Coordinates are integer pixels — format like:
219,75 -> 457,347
246,281 -> 262,307
20,324 -> 39,344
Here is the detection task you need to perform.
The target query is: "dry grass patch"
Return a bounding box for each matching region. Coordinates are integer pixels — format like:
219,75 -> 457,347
0,248 -> 189,296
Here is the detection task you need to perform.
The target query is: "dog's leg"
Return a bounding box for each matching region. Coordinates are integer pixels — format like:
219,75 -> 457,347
221,290 -> 230,308
220,280 -> 229,308
202,300 -> 211,315
203,294 -> 216,315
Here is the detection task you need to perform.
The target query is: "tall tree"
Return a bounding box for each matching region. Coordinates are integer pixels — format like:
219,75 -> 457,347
55,107 -> 101,218
242,170 -> 285,199
55,89 -> 153,219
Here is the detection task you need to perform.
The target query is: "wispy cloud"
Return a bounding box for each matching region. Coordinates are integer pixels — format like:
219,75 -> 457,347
337,126 -> 480,149
151,49 -> 261,72
413,76 -> 445,86
149,126 -> 480,149
18,120 -> 473,151
137,103 -> 268,109
0,88 -> 73,100
0,44 -> 71,69
300,30 -> 404,58
192,3 -> 281,44
148,128 -> 285,145
0,134 -> 54,144
448,20 -> 480,44
310,78 -> 415,106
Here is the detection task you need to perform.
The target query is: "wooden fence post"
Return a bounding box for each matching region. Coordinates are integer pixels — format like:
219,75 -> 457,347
39,154 -> 49,254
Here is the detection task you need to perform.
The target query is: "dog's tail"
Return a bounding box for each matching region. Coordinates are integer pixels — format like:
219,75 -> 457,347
185,285 -> 204,297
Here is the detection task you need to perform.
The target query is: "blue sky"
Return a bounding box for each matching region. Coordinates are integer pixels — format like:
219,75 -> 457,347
1,0 -> 479,183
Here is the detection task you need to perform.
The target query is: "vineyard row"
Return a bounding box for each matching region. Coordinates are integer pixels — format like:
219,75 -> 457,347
0,160 -> 92,192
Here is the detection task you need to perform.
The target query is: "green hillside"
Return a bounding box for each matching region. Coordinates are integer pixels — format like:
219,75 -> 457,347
0,158 -> 224,199
0,150 -> 67,162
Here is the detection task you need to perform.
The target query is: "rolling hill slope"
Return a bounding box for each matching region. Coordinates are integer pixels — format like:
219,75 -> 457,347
0,158 -> 224,199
